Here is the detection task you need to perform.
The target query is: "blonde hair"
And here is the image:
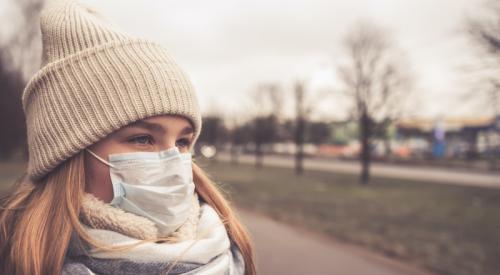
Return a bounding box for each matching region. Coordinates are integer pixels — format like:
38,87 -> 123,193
0,151 -> 256,275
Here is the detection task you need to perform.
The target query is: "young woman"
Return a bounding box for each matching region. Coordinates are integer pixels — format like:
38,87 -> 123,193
0,0 -> 256,274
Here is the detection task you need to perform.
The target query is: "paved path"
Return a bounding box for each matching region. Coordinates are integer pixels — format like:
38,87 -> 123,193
237,209 -> 433,275
217,153 -> 500,189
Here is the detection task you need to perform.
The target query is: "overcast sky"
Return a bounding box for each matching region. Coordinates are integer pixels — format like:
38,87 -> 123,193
6,0 -> 490,121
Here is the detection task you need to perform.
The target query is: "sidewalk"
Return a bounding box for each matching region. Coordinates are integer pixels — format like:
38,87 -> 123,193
216,153 -> 500,189
237,208 -> 433,275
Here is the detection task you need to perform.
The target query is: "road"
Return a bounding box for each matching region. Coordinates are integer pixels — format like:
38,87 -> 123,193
237,208 -> 433,275
216,153 -> 500,189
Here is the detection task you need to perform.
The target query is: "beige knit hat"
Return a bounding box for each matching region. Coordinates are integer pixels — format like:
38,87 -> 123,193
22,0 -> 202,181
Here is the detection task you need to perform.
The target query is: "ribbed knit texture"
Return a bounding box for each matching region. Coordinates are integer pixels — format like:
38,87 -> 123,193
22,0 -> 202,180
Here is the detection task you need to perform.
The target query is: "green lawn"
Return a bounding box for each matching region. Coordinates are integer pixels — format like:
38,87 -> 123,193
198,159 -> 500,275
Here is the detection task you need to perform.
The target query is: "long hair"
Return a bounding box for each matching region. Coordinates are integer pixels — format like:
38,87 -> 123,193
0,150 -> 257,275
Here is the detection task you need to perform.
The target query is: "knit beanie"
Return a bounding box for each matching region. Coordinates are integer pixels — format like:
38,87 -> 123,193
22,0 -> 202,181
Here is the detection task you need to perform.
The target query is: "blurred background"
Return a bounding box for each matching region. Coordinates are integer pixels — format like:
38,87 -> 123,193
1,0 -> 500,275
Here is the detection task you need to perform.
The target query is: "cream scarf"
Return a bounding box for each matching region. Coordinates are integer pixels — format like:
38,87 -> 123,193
62,193 -> 246,275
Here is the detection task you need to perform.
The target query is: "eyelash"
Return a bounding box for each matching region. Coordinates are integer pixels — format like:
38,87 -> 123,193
176,138 -> 192,148
128,135 -> 192,148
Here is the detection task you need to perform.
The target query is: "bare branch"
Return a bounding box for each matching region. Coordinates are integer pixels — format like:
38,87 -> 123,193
466,0 -> 500,115
338,21 -> 411,122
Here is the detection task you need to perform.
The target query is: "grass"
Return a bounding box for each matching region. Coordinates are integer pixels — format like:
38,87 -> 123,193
197,158 -> 500,275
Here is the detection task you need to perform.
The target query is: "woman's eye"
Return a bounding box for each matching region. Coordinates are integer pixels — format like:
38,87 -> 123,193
128,135 -> 153,145
176,138 -> 191,148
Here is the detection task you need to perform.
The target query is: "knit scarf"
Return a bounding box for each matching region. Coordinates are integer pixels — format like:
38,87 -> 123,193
62,193 -> 246,275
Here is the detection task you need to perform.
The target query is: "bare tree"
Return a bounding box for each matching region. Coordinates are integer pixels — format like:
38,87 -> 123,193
466,0 -> 500,169
466,0 -> 500,115
338,21 -> 411,184
247,83 -> 283,168
293,76 -> 332,175
224,111 -> 253,165
293,80 -> 313,175
250,83 -> 284,120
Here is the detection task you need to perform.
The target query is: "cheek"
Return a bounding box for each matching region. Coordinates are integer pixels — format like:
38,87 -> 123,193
84,153 -> 114,202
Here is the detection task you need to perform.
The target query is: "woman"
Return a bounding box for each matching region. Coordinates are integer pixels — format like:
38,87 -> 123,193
0,0 -> 256,274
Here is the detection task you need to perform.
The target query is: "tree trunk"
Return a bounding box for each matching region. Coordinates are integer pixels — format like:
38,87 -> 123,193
359,111 -> 371,184
486,130 -> 498,171
295,117 -> 305,175
255,142 -> 263,169
230,143 -> 239,165
384,138 -> 392,160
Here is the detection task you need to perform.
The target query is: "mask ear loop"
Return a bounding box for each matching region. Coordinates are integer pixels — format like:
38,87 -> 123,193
85,148 -> 116,168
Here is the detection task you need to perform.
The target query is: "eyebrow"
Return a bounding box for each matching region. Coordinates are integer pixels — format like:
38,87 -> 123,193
126,120 -> 194,136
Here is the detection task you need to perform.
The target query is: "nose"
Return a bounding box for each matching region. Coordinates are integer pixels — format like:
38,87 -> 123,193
156,134 -> 190,153
160,137 -> 183,152
160,138 -> 175,150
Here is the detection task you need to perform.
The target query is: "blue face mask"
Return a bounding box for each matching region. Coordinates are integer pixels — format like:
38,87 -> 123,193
85,146 -> 195,236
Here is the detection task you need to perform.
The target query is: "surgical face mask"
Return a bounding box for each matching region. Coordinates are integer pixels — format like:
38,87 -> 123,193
85,146 -> 195,236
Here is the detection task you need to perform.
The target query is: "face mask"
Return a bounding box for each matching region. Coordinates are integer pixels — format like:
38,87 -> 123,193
85,146 -> 196,236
